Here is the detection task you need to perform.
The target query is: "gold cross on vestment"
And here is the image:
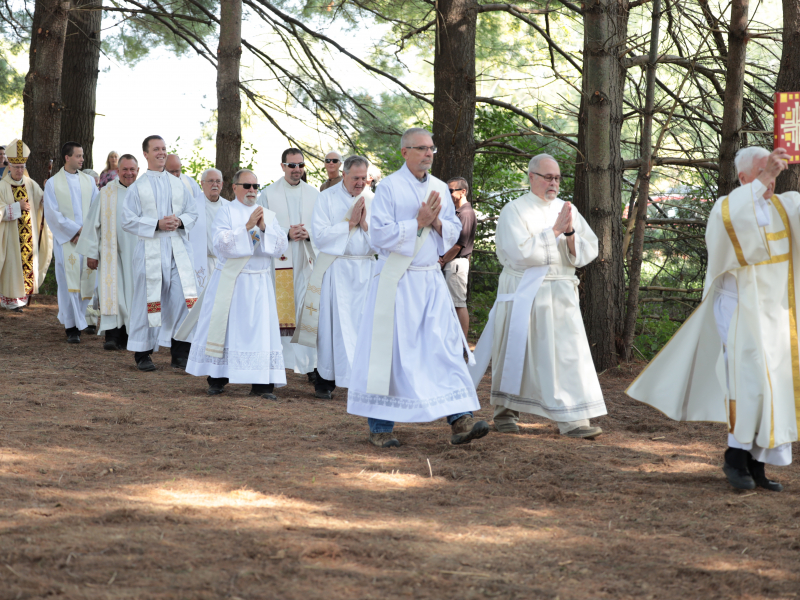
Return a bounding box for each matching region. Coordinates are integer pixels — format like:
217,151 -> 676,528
68,254 -> 77,267
305,303 -> 318,317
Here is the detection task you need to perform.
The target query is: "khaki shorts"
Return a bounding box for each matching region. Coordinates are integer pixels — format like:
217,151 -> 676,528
444,257 -> 469,307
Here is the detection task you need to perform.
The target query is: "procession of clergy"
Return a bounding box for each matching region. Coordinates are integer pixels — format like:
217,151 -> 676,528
1,130 -> 796,491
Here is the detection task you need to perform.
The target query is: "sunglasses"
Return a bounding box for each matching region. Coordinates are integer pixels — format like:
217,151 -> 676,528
449,188 -> 465,195
324,158 -> 340,164
235,183 -> 259,190
282,162 -> 306,169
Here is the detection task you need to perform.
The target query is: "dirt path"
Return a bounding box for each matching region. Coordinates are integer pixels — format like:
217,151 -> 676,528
1,300 -> 798,600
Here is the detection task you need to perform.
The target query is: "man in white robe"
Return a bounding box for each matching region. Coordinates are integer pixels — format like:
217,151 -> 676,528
123,136 -> 198,372
628,147 -> 795,491
166,154 -> 202,198
258,148 -> 319,380
178,169 -> 288,398
472,154 -> 606,439
299,155 -> 376,399
347,128 -> 487,448
43,141 -> 99,343
0,139 -> 52,312
189,168 -> 228,295
75,154 -> 140,350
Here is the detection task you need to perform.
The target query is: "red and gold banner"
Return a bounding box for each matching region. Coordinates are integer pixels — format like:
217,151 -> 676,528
774,92 -> 800,163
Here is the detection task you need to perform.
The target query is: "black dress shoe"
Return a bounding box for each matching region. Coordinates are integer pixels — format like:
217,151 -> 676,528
747,456 -> 784,492
103,339 -> 119,350
314,390 -> 332,399
207,387 -> 226,396
10,306 -> 23,313
723,448 -> 756,490
171,356 -> 188,370
67,333 -> 80,344
136,356 -> 157,372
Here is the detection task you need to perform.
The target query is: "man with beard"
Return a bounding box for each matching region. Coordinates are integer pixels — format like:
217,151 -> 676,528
76,154 -> 140,350
123,136 -> 198,371
178,169 -> 288,398
189,168 -> 228,295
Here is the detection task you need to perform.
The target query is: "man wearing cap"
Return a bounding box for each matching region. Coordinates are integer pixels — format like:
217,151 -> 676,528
0,139 -> 52,311
43,142 -> 98,343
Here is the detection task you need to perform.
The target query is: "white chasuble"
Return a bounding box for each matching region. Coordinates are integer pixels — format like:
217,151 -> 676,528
628,180 -> 800,451
184,200 -> 288,384
44,169 -> 99,329
258,177 -> 319,374
122,170 -> 198,352
488,192 -> 606,422
75,179 -> 137,332
0,173 -> 52,300
346,164 -> 480,423
303,181 -> 376,387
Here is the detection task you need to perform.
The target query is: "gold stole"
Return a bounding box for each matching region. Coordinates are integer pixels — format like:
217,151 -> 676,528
53,168 -> 96,299
98,182 -> 120,316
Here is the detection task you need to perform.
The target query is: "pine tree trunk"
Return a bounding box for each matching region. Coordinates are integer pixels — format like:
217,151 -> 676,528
215,0 -> 242,200
22,0 -> 70,186
59,0 -> 102,171
717,0 -> 749,197
430,0 -> 477,192
573,0 -> 629,371
775,0 -> 800,194
621,0 -> 662,361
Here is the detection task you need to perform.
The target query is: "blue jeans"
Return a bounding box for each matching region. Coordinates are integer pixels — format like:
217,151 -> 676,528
368,412 -> 472,433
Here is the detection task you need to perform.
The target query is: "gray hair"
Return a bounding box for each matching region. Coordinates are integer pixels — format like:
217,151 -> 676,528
734,146 -> 770,176
400,127 -> 433,149
201,168 -> 223,182
232,169 -> 256,185
527,153 -> 558,175
325,150 -> 343,161
343,155 -> 369,174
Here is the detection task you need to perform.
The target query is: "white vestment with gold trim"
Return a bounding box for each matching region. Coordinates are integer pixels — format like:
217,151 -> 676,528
43,170 -> 99,329
627,180 -> 800,464
75,179 -> 137,333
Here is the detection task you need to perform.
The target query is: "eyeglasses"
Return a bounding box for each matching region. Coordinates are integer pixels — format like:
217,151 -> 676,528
203,179 -> 222,184
532,172 -> 561,183
235,183 -> 259,190
449,188 -> 465,195
324,158 -> 340,164
282,162 -> 306,169
405,145 -> 437,153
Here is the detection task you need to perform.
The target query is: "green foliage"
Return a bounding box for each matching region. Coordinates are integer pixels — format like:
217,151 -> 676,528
632,307 -> 682,361
101,0 -> 217,66
0,48 -> 24,105
172,137 -> 260,182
